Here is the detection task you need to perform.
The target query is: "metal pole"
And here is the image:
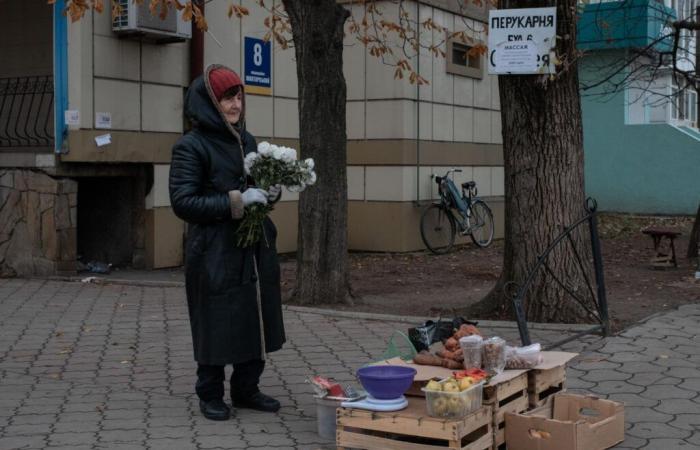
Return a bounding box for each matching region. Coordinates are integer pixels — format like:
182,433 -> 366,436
513,297 -> 532,346
588,208 -> 610,336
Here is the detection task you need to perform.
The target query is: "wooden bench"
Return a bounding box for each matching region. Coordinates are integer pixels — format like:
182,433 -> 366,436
642,226 -> 682,268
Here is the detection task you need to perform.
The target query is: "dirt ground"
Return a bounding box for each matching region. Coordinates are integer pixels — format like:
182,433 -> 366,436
280,214 -> 700,331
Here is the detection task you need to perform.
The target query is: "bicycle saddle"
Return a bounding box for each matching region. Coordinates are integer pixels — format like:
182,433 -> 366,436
461,181 -> 476,189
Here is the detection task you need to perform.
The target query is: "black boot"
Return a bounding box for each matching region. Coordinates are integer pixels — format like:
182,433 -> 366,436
232,392 -> 280,413
199,399 -> 232,421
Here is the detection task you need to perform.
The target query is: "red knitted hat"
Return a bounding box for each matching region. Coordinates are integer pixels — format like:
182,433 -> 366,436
208,67 -> 243,101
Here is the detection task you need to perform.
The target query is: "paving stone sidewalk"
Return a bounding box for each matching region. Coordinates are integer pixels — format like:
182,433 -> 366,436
0,278 -> 698,450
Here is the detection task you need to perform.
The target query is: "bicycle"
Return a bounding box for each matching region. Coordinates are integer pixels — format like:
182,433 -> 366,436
420,169 -> 495,254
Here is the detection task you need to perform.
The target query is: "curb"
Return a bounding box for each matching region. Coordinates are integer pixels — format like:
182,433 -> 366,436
44,276 -> 185,288
283,305 -> 594,332
37,276 -> 605,334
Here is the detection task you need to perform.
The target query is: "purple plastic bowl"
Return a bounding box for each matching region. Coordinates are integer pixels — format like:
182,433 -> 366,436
356,365 -> 417,400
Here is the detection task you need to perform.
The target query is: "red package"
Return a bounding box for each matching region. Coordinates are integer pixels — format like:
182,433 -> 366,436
310,376 -> 345,397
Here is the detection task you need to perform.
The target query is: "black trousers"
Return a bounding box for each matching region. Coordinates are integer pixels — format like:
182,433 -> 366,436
196,359 -> 265,402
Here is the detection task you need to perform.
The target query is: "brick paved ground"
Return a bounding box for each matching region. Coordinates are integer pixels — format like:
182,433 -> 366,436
0,278 -> 698,449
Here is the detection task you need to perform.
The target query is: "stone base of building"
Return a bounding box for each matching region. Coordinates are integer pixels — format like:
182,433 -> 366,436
0,169 -> 77,277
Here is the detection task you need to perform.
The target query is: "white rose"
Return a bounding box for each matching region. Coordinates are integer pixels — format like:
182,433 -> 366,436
307,171 -> 317,186
281,148 -> 297,163
258,141 -> 272,156
304,158 -> 314,170
272,146 -> 285,160
288,183 -> 306,193
244,152 -> 259,174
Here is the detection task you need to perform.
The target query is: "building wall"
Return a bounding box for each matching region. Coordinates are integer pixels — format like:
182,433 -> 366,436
63,9 -> 189,162
0,170 -> 77,277
175,0 -> 505,252
581,52 -> 700,215
59,8 -> 190,268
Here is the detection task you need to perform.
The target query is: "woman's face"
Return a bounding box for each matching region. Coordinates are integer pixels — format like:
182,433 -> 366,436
219,90 -> 242,124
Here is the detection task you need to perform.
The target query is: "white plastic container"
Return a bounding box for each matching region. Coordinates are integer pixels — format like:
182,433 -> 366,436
481,336 -> 506,375
459,335 -> 483,370
315,397 -> 342,439
422,380 -> 484,419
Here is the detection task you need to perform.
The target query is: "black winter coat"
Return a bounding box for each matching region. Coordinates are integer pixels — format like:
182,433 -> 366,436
169,72 -> 285,365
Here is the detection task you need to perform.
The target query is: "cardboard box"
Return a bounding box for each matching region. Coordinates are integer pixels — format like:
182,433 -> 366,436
505,393 -> 625,450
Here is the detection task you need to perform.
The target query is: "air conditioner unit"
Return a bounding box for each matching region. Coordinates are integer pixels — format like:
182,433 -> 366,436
112,0 -> 192,42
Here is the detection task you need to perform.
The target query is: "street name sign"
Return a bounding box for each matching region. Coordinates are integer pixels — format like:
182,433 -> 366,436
244,37 -> 272,95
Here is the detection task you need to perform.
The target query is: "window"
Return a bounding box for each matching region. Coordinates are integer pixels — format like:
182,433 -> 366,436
671,84 -> 679,120
687,90 -> 697,124
446,37 -> 484,79
671,83 -> 698,125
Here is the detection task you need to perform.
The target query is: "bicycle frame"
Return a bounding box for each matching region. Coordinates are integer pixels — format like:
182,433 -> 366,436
435,173 -> 475,232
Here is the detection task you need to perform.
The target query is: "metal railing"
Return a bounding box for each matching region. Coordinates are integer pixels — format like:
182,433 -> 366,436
0,76 -> 54,151
507,198 -> 611,349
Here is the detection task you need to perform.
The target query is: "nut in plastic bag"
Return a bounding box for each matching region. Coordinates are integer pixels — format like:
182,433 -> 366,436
505,343 -> 543,369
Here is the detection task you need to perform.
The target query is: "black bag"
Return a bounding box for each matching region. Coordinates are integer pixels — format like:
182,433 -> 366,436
408,317 -> 478,352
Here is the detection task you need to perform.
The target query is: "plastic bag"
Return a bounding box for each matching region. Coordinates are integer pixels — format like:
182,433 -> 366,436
505,343 -> 543,369
408,317 -> 478,352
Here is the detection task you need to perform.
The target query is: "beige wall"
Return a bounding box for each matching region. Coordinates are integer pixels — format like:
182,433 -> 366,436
269,199 -> 505,253
145,207 -> 184,269
66,9 -> 189,136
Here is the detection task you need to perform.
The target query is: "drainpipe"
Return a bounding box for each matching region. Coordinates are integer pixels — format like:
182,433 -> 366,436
415,2 -> 421,207
53,0 -> 68,154
189,0 -> 205,81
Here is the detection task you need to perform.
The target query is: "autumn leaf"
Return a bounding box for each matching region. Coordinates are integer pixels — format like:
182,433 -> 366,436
193,3 -> 207,31
229,4 -> 249,18
182,2 -> 192,21
111,1 -> 123,19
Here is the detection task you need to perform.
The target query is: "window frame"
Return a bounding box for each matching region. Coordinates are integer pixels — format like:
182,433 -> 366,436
446,36 -> 484,80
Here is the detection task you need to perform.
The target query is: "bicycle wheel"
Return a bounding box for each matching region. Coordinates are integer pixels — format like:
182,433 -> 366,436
469,200 -> 494,248
420,204 -> 456,254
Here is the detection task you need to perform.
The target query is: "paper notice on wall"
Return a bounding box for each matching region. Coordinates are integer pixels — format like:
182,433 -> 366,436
95,133 -> 112,147
95,112 -> 112,129
492,41 -> 539,73
64,110 -> 80,126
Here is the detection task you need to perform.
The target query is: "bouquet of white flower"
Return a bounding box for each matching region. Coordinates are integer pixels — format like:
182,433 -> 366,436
237,141 -> 316,247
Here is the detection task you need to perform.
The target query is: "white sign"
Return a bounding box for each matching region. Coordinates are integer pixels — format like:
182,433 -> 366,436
95,133 -> 112,147
488,7 -> 557,75
95,112 -> 112,129
64,110 -> 80,126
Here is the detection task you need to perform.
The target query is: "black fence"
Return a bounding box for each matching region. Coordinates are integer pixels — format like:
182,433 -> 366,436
0,76 -> 54,151
508,198 -> 611,349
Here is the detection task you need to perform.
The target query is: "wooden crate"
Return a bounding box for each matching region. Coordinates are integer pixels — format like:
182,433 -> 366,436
483,372 -> 529,450
336,397 -> 493,450
528,364 -> 566,408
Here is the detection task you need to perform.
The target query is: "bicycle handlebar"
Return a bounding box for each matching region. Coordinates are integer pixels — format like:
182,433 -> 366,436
442,168 -> 462,178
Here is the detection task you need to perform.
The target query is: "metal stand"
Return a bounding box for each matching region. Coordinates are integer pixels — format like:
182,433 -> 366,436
509,198 -> 610,348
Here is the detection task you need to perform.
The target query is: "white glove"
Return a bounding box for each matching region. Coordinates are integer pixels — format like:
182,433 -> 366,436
241,188 -> 268,206
267,184 -> 282,202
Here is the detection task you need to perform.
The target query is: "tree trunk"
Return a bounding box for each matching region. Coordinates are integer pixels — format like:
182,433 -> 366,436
283,0 -> 352,305
470,0 -> 594,323
688,203 -> 700,259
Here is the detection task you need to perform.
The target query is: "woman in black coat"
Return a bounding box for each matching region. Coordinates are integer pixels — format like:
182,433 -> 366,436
169,64 -> 286,421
